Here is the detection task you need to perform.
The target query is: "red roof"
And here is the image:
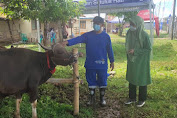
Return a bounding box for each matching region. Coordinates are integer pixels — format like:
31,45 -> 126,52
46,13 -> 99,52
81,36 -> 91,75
137,10 -> 158,21
137,10 -> 159,37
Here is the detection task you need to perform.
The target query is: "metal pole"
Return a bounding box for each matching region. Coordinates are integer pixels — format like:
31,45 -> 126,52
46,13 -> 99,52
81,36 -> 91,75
37,19 -> 41,52
171,0 -> 176,40
152,7 -> 154,44
111,23 -> 112,33
106,14 -> 108,33
158,1 -> 161,18
98,0 -> 100,16
149,1 -> 153,42
149,0 -> 153,59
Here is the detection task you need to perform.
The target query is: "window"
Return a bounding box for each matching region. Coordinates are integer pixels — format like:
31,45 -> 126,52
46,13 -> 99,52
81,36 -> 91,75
32,20 -> 37,30
80,20 -> 86,29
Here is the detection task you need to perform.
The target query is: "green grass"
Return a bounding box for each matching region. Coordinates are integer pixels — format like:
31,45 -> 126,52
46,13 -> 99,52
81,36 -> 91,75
107,34 -> 177,118
1,32 -> 177,118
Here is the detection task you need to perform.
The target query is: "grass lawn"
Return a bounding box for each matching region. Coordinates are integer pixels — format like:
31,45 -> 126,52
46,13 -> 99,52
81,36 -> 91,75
0,33 -> 177,118
107,34 -> 177,118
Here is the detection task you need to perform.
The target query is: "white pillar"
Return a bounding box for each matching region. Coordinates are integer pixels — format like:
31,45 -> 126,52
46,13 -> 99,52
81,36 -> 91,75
37,19 -> 41,52
79,17 -> 81,47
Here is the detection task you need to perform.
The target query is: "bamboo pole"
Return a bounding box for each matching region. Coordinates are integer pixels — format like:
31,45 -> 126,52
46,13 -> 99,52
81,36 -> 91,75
72,48 -> 80,115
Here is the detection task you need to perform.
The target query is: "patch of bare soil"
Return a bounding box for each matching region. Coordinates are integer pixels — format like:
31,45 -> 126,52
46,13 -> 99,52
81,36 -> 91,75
79,89 -> 122,118
96,97 -> 121,118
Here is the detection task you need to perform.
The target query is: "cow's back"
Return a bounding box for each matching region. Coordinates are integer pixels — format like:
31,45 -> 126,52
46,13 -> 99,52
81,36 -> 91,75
0,48 -> 46,95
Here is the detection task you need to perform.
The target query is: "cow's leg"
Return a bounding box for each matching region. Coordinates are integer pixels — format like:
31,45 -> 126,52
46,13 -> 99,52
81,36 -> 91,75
0,95 -> 3,104
29,88 -> 38,118
15,97 -> 22,118
0,94 -> 5,103
31,99 -> 37,118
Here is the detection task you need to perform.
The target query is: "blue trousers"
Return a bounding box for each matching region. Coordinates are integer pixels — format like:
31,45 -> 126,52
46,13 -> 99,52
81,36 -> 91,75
51,37 -> 56,44
86,69 -> 108,89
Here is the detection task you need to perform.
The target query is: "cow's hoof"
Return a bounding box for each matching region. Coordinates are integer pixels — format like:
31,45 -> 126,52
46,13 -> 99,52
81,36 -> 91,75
32,116 -> 37,118
14,112 -> 21,118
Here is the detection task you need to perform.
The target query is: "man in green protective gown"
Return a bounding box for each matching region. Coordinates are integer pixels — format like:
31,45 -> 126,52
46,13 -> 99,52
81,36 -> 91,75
124,16 -> 152,107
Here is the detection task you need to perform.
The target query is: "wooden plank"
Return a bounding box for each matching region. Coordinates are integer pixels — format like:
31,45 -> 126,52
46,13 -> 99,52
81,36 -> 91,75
46,78 -> 83,84
46,78 -> 73,84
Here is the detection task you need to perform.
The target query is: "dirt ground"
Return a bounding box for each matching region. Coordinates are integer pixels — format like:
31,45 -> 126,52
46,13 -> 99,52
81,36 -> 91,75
51,83 -> 124,118
96,98 -> 121,118
79,89 -> 122,118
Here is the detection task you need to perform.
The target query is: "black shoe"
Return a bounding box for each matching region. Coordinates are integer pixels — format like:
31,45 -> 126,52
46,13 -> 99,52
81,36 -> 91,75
124,99 -> 136,105
87,88 -> 95,106
100,99 -> 106,107
136,101 -> 145,107
87,101 -> 94,106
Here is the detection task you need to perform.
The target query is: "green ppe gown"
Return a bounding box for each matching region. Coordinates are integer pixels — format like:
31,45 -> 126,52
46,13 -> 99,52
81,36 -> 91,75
125,16 -> 152,86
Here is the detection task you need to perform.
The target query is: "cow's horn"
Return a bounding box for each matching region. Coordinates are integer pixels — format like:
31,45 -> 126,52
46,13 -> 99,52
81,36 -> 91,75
38,43 -> 52,50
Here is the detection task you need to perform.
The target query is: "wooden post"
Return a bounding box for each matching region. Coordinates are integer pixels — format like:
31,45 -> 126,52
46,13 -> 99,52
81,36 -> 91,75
72,48 -> 80,115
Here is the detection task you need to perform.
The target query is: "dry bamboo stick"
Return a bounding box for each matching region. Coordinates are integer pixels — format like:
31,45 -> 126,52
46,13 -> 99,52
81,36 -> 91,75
73,48 -> 80,115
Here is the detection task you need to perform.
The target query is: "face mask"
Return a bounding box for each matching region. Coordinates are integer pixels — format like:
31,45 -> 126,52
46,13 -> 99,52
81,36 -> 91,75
93,24 -> 101,31
130,25 -> 136,31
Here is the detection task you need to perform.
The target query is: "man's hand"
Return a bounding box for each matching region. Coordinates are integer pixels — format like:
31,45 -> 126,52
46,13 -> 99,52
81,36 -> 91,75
128,49 -> 134,54
110,62 -> 114,71
61,41 -> 68,47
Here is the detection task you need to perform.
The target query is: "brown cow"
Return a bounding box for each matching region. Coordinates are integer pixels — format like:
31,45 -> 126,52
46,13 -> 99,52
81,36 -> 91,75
0,43 -> 74,118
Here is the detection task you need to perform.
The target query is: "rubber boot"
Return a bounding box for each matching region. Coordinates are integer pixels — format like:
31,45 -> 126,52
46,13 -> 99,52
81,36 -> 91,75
87,88 -> 95,106
100,88 -> 106,107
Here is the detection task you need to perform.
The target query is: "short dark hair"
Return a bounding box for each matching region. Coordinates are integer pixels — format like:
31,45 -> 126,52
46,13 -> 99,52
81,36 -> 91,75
93,16 -> 104,24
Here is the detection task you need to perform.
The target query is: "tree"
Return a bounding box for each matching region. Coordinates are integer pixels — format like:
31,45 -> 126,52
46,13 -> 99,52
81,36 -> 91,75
116,11 -> 138,22
0,1 -> 23,42
110,11 -> 138,36
115,23 -> 123,36
1,0 -> 85,45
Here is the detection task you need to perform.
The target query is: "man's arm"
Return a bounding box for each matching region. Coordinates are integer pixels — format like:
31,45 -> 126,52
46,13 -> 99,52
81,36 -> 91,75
62,34 -> 87,47
107,36 -> 114,71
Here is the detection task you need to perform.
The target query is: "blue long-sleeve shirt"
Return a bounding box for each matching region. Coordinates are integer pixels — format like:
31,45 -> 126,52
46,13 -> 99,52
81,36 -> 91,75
68,31 -> 114,69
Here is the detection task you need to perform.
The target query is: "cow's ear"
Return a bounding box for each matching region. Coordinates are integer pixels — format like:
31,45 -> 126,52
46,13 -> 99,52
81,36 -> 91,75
51,57 -> 70,66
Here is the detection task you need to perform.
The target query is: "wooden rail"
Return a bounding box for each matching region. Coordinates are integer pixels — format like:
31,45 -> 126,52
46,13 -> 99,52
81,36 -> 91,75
47,78 -> 83,84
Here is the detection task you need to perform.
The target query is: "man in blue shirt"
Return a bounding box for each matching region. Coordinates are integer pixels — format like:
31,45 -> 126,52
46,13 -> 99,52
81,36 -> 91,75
62,16 -> 114,107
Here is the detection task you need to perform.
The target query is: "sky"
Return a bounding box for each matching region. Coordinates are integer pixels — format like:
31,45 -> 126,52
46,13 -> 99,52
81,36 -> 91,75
153,0 -> 175,18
